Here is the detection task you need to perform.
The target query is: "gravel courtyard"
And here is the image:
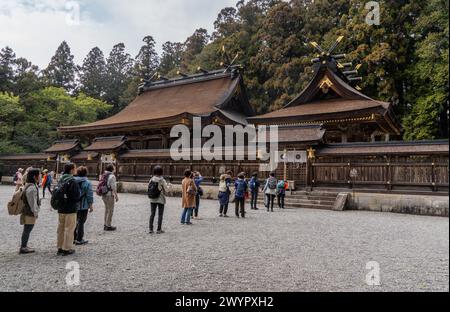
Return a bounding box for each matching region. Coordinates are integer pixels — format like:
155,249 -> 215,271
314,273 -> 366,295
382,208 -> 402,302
0,185 -> 448,292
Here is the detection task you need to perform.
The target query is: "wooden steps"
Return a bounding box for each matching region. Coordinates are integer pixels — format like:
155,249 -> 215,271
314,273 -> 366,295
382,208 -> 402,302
255,190 -> 339,210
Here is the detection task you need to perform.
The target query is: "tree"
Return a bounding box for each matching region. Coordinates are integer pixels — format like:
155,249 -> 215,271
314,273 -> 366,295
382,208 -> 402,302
159,41 -> 184,76
0,92 -> 24,153
182,28 -> 210,69
12,57 -> 42,97
16,87 -> 111,152
79,47 -> 107,99
0,46 -> 16,93
104,43 -> 134,113
135,36 -> 159,81
42,41 -> 77,92
403,0 -> 449,140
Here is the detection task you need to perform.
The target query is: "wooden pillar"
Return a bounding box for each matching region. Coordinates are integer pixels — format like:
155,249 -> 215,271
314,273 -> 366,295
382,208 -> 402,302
431,162 -> 436,192
341,132 -> 348,143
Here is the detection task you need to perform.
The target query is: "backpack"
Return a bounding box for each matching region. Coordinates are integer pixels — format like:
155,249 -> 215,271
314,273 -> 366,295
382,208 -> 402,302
147,180 -> 161,199
249,178 -> 256,191
7,186 -> 27,215
51,178 -> 74,211
277,180 -> 286,190
96,172 -> 111,196
268,177 -> 277,190
235,180 -> 247,198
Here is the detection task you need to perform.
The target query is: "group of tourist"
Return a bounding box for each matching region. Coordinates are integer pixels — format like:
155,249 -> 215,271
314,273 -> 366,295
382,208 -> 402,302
12,163 -> 118,255
10,163 -> 288,255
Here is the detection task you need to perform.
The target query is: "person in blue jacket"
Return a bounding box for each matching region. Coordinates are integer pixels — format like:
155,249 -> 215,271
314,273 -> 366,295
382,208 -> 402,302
74,166 -> 94,245
192,171 -> 204,219
249,172 -> 260,210
234,172 -> 248,218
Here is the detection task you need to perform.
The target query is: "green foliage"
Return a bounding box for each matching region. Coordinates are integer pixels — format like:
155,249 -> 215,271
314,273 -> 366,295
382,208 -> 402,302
12,87 -> 111,152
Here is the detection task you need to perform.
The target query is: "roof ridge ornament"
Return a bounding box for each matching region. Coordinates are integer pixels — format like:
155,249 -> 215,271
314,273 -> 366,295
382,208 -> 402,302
309,36 -> 364,89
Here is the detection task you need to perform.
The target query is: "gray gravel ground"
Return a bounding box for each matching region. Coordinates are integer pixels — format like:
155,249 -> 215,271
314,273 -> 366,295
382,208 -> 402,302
0,185 -> 448,292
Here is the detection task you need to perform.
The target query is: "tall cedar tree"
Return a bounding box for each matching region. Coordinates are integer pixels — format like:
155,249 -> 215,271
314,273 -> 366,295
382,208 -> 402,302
0,46 -> 16,93
104,43 -> 133,114
79,47 -> 107,99
43,41 -> 77,92
159,41 -> 184,76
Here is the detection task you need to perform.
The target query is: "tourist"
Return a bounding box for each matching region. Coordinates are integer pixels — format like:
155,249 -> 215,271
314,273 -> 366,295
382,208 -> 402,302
56,163 -> 81,256
277,179 -> 288,209
21,167 -> 33,188
192,171 -> 204,220
19,168 -> 41,254
101,164 -> 119,231
181,169 -> 196,225
148,165 -> 169,234
249,172 -> 260,210
218,174 -> 231,217
41,169 -> 53,198
74,166 -> 94,245
13,168 -> 24,191
234,172 -> 248,218
263,172 -> 277,212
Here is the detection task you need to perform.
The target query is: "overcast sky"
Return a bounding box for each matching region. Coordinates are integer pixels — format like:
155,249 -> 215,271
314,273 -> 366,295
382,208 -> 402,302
0,0 -> 237,68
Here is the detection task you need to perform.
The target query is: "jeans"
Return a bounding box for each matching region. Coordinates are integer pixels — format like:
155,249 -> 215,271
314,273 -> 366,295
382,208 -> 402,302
21,224 -> 34,248
266,194 -> 275,211
192,194 -> 200,217
250,191 -> 258,209
181,208 -> 193,224
43,184 -> 52,198
235,197 -> 245,217
150,203 -> 165,231
277,193 -> 285,208
219,204 -> 228,215
74,210 -> 89,241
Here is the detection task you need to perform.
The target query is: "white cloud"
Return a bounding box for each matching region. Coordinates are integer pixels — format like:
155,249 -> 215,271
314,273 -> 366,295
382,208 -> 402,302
0,0 -> 236,68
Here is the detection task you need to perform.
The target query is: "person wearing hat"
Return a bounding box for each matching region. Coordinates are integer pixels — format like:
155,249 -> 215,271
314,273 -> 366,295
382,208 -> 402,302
41,169 -> 53,198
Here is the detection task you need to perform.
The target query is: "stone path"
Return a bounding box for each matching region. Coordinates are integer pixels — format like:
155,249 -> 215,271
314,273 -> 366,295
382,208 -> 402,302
0,185 -> 448,292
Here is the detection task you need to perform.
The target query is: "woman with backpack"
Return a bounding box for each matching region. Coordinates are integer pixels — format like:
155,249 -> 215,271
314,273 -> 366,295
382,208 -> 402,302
19,168 -> 41,254
234,172 -> 248,218
148,166 -> 169,234
74,166 -> 94,245
277,179 -> 288,209
263,172 -> 278,212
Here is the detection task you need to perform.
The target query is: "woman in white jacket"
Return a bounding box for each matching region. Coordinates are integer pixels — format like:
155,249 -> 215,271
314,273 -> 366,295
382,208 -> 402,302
148,166 -> 170,234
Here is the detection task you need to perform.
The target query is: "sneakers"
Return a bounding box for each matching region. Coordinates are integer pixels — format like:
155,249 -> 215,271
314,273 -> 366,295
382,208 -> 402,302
75,240 -> 89,245
156,230 -> 165,234
223,215 -> 229,218
149,230 -> 155,234
219,214 -> 223,217
62,249 -> 75,256
57,248 -> 64,255
19,247 -> 35,254
104,226 -> 117,231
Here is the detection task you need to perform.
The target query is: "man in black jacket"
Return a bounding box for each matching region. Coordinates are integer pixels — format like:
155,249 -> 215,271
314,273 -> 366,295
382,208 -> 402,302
56,163 -> 81,256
